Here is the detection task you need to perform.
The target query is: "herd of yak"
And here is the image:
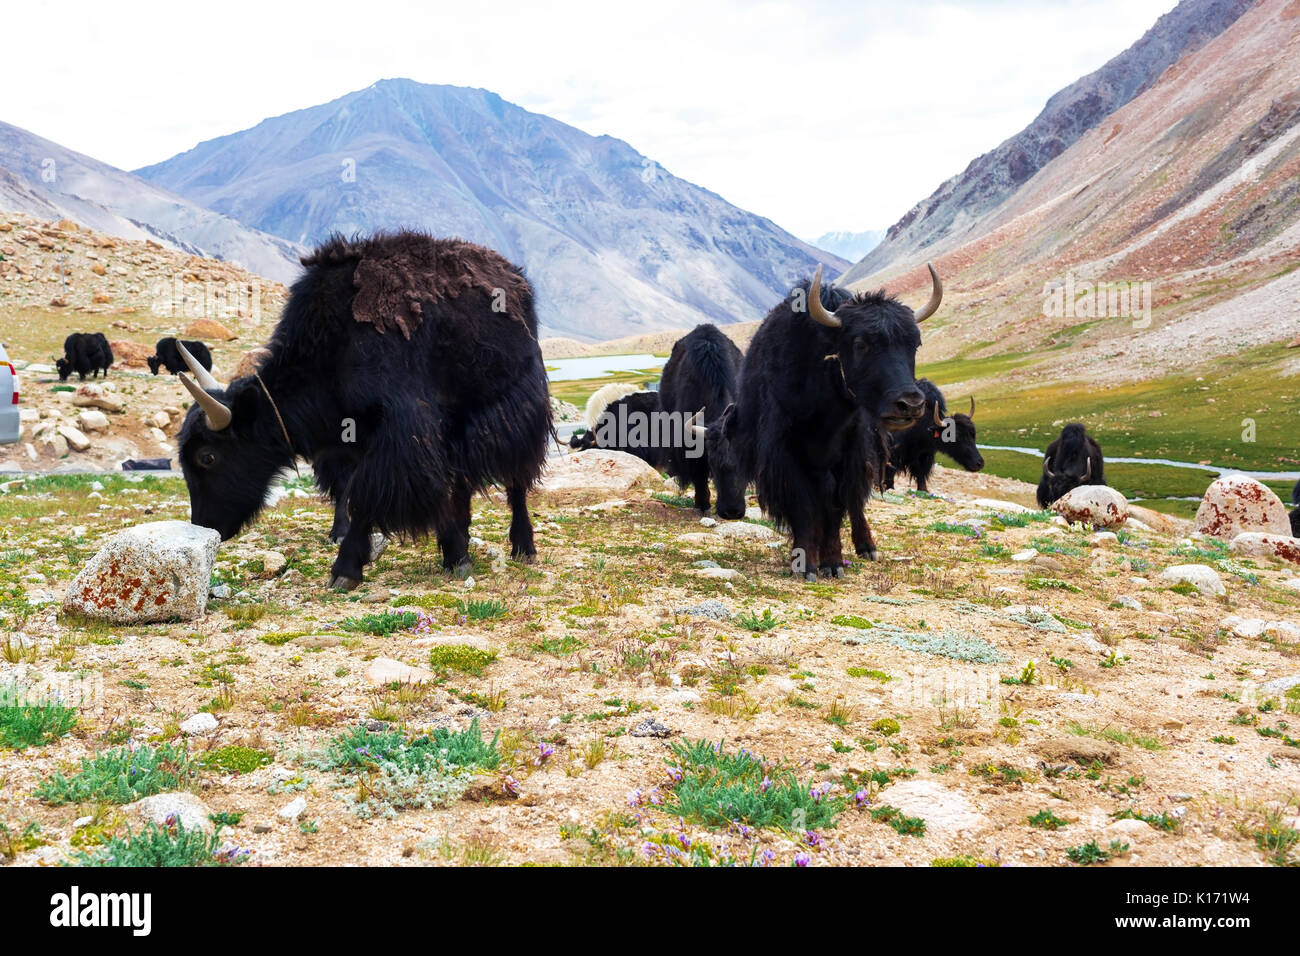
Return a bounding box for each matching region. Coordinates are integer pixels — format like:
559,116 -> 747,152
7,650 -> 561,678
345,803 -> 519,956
50,230 -> 1300,589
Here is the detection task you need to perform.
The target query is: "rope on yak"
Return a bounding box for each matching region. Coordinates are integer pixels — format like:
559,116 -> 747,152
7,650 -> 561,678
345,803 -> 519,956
256,371 -> 299,475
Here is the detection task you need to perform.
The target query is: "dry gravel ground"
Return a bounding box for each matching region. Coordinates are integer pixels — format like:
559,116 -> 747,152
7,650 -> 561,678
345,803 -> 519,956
0,463 -> 1298,867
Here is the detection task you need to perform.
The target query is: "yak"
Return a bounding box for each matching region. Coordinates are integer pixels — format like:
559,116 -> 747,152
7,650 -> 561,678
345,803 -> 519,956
1037,423 -> 1106,507
882,380 -> 983,492
176,230 -> 552,591
149,338 -> 212,376
56,332 -> 113,381
657,324 -> 747,518
568,390 -> 668,469
726,263 -> 942,579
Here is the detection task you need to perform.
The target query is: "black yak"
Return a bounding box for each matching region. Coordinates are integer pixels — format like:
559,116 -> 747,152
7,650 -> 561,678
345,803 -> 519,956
177,230 -> 552,591
568,390 -> 668,469
657,324 -> 746,518
149,338 -> 212,376
56,332 -> 113,381
883,380 -> 983,491
727,263 -> 941,579
1037,423 -> 1105,507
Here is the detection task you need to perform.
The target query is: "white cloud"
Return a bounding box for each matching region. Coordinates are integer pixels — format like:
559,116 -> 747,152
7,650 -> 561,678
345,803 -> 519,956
4,0 -> 1177,237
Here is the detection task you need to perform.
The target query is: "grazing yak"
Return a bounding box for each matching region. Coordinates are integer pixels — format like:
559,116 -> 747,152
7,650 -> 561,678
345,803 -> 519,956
568,390 -> 668,468
657,324 -> 746,518
177,230 -> 552,591
56,332 -> 113,381
726,263 -> 942,579
882,380 -> 983,491
149,338 -> 213,376
1037,423 -> 1105,507
584,383 -> 639,428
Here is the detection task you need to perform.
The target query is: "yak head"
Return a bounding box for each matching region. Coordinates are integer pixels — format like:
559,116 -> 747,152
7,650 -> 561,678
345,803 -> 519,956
806,265 -> 940,431
700,404 -> 747,520
55,358 -> 72,382
175,345 -> 293,540
933,396 -> 984,472
147,354 -> 162,375
1041,423 -> 1098,503
568,428 -> 598,452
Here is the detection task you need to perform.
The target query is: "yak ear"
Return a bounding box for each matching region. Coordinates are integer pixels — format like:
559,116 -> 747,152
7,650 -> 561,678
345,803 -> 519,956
721,403 -> 739,440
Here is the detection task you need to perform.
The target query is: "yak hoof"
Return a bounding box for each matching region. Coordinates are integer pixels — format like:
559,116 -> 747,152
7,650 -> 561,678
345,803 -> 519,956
328,574 -> 362,592
820,564 -> 845,579
856,548 -> 879,561
512,551 -> 536,565
451,558 -> 474,580
802,571 -> 819,583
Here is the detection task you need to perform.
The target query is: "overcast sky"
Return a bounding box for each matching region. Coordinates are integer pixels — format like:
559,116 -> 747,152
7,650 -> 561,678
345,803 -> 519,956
6,0 -> 1176,238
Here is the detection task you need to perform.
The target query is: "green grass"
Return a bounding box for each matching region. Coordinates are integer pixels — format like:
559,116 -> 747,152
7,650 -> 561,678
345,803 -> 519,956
320,720 -> 501,774
663,739 -> 845,831
736,608 -> 781,632
548,367 -> 664,407
428,644 -> 497,676
1066,839 -> 1128,865
200,746 -> 273,775
340,611 -> 418,635
0,688 -> 78,750
870,804 -> 926,837
74,821 -> 243,867
36,744 -> 199,805
459,598 -> 508,621
1028,809 -> 1071,830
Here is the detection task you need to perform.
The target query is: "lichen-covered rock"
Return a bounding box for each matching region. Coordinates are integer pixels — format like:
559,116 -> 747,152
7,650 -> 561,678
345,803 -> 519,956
1051,485 -> 1128,528
70,382 -> 125,413
1229,532 -> 1300,565
1194,474 -> 1291,539
539,449 -> 663,497
62,521 -> 220,623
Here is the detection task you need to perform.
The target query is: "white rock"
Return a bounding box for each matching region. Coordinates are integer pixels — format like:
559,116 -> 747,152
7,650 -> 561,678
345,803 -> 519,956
56,424 -> 91,452
694,567 -> 741,580
973,498 -> 1034,513
70,382 -> 124,412
699,516 -> 717,528
1011,548 -> 1038,562
1229,533 -> 1300,566
62,520 -> 220,623
1194,474 -> 1292,539
1091,532 -> 1119,546
365,657 -> 436,686
1158,564 -> 1225,596
180,712 -> 218,736
882,779 -> 988,837
713,521 -> 777,541
278,797 -> 307,821
75,410 -> 110,432
128,792 -> 213,832
1052,485 -> 1129,529
1115,594 -> 1142,611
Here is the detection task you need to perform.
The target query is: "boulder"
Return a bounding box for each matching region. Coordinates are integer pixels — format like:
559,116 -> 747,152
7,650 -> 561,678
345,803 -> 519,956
108,340 -> 155,368
56,424 -> 91,452
1158,564 -> 1225,596
62,520 -> 220,623
127,792 -> 213,833
538,449 -> 663,497
879,779 -> 988,837
365,658 -> 436,686
185,318 -> 235,341
1194,474 -> 1291,539
70,382 -> 124,412
1051,485 -> 1128,528
75,410 -> 110,432
1125,504 -> 1189,536
1229,532 -> 1300,566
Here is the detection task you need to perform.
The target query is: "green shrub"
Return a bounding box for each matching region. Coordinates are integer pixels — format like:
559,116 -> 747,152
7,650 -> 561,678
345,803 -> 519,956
36,744 -> 199,805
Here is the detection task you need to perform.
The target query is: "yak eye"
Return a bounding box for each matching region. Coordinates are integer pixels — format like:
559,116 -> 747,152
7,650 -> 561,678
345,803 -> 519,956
197,449 -> 218,469
854,336 -> 869,353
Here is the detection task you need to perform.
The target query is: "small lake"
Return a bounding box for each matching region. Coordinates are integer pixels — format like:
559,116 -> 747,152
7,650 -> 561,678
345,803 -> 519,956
981,444 -> 1300,482
546,353 -> 664,382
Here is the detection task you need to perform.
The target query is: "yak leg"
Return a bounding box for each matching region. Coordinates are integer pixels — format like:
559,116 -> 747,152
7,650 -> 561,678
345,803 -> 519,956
437,481 -> 473,578
850,507 -> 878,560
882,464 -> 897,490
329,513 -> 374,591
506,482 -> 536,562
818,502 -> 846,578
688,452 -> 711,514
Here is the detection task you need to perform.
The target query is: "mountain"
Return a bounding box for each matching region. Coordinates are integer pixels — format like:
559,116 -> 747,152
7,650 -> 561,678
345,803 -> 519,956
134,79 -> 847,341
841,0 -> 1255,286
0,121 -> 303,283
808,229 -> 884,263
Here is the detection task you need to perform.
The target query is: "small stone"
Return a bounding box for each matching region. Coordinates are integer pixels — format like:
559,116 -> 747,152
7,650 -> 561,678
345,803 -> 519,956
1115,594 -> 1142,611
128,792 -> 213,832
1158,564 -> 1225,596
75,410 -> 110,432
694,567 -> 740,581
277,797 -> 307,821
678,599 -> 731,621
1011,548 -> 1037,562
630,718 -> 673,738
179,712 -> 218,736
699,516 -> 717,528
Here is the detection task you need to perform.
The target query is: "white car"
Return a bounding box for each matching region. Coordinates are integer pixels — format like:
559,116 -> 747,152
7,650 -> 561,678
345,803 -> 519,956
0,344 -> 20,444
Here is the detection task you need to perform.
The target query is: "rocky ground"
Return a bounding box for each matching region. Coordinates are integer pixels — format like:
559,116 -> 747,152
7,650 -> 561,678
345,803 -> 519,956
0,456 -> 1297,868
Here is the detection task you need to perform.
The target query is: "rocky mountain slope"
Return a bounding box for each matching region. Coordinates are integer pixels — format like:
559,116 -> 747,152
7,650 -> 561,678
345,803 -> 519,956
134,79 -> 846,341
0,121 -> 303,283
809,229 -> 885,263
841,0 -> 1256,285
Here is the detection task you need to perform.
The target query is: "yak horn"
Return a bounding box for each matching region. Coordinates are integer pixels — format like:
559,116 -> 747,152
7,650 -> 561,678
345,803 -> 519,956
968,395 -> 976,419
933,403 -> 945,427
806,265 -> 842,329
913,263 -> 943,323
1043,455 -> 1056,478
179,372 -> 232,431
178,341 -> 222,391
1083,458 -> 1092,481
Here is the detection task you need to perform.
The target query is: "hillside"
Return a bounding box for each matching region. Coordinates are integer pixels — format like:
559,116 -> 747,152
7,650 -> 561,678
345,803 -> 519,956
0,121 -> 303,283
133,79 -> 846,341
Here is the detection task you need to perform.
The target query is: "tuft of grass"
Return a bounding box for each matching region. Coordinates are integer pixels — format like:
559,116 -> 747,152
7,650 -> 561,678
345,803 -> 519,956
428,644 -> 497,676
663,739 -> 844,831
846,667 -> 892,682
1028,809 -> 1070,830
459,598 -> 508,621
36,744 -> 199,805
200,746 -> 273,775
870,804 -> 927,837
74,821 -> 244,867
0,687 -> 78,750
340,611 -> 418,635
1066,839 -> 1128,865
736,608 -> 781,632
831,614 -> 873,629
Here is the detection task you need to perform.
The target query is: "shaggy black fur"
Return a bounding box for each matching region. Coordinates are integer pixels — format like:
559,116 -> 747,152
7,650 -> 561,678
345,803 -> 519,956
1290,479 -> 1299,538
56,332 -> 113,381
882,378 -> 983,492
178,230 -> 552,591
727,278 -> 926,580
568,391 -> 667,469
148,338 -> 212,376
657,324 -> 746,518
1037,423 -> 1106,507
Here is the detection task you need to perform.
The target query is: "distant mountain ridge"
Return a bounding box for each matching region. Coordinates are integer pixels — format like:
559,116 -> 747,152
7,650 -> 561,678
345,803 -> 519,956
808,229 -> 884,262
0,121 -> 304,283
841,0 -> 1256,285
135,79 -> 847,341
